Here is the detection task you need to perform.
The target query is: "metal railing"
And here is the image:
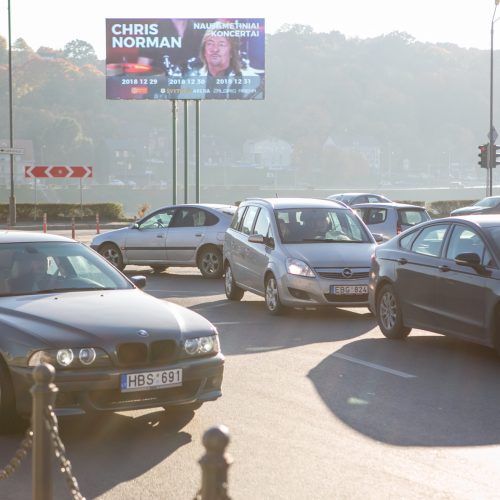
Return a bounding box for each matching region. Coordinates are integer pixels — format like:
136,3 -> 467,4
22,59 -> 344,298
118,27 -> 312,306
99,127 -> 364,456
0,362 -> 232,500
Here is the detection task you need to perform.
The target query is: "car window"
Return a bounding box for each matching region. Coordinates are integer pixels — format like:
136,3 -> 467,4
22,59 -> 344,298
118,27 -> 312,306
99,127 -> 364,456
366,195 -> 382,203
230,206 -> 246,230
399,209 -> 429,226
366,209 -> 386,225
411,224 -> 449,257
445,225 -> 493,267
170,208 -> 199,228
399,230 -> 418,250
253,208 -> 272,238
241,206 -> 260,235
140,208 -> 175,229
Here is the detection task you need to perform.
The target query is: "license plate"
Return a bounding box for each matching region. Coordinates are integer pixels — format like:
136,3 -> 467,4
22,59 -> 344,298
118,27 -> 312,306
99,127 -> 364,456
120,368 -> 182,392
331,285 -> 368,295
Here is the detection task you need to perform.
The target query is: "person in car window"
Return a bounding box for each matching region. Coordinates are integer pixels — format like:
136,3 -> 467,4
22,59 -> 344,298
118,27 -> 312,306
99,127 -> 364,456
8,252 -> 52,293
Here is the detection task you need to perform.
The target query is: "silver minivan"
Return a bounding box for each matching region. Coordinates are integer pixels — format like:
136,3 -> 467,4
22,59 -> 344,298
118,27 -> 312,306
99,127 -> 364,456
223,198 -> 378,314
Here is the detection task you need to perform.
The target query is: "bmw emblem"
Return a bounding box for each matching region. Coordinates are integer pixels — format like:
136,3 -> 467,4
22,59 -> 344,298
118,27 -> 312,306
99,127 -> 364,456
342,268 -> 353,279
137,330 -> 149,338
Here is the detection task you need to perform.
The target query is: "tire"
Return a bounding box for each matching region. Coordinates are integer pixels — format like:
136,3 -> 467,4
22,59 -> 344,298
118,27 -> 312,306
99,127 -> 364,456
99,243 -> 124,271
224,263 -> 244,301
376,284 -> 411,339
0,358 -> 22,434
265,274 -> 286,315
198,246 -> 223,279
151,265 -> 168,274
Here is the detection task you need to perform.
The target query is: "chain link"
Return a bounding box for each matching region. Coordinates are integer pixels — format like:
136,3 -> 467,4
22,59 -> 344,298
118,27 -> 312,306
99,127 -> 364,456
0,427 -> 33,480
44,405 -> 85,500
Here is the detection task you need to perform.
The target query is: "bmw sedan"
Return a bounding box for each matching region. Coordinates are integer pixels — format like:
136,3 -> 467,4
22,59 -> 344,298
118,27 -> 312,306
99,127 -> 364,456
91,203 -> 236,278
369,215 -> 500,353
224,197 -> 379,314
0,231 -> 224,432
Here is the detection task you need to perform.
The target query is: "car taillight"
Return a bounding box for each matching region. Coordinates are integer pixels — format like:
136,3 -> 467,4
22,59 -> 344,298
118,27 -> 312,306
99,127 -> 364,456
397,222 -> 402,234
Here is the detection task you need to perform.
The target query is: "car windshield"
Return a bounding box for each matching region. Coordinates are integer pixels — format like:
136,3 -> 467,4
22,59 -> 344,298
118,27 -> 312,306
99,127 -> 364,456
475,197 -> 500,208
275,208 -> 372,243
0,241 -> 134,297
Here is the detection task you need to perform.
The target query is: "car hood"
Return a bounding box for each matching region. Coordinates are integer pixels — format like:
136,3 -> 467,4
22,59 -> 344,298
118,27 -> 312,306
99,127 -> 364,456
0,290 -> 215,348
91,226 -> 131,245
451,205 -> 487,216
283,242 -> 375,268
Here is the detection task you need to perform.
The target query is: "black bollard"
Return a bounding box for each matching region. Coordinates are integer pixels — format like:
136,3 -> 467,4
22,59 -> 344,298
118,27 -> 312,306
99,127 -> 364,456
197,425 -> 232,500
31,363 -> 58,500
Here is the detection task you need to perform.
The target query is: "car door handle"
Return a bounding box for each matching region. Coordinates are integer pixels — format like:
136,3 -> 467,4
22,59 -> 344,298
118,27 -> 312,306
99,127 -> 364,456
156,235 -> 164,238
397,258 -> 407,265
195,233 -> 203,237
438,265 -> 450,272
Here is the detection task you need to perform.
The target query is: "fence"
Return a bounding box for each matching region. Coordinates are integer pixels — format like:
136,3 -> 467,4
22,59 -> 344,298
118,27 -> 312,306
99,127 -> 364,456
0,363 -> 232,500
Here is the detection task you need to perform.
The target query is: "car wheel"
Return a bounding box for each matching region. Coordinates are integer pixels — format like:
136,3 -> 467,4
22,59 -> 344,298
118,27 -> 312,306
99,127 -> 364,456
377,284 -> 411,339
0,358 -> 22,434
99,243 -> 124,271
265,274 -> 286,315
198,246 -> 223,279
151,265 -> 168,274
224,264 -> 244,301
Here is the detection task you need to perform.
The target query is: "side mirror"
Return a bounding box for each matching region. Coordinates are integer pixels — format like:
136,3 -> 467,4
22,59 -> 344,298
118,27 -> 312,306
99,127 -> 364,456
248,234 -> 265,244
131,223 -> 139,229
130,275 -> 147,289
455,252 -> 490,275
372,233 -> 385,243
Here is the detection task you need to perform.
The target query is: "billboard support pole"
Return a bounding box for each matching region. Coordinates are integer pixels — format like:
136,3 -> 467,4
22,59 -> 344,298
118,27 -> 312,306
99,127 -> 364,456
196,100 -> 201,203
184,100 -> 189,203
172,101 -> 178,205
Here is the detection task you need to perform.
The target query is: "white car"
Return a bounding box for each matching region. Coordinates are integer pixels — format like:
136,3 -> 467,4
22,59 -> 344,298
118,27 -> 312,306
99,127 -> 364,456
91,203 -> 236,278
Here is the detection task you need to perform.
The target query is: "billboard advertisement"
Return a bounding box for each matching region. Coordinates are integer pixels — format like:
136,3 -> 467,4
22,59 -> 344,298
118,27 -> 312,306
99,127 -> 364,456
106,18 -> 265,101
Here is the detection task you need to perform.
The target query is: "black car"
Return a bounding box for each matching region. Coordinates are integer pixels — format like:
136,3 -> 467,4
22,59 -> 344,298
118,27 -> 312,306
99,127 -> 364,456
0,231 -> 224,432
450,196 -> 500,216
369,215 -> 500,353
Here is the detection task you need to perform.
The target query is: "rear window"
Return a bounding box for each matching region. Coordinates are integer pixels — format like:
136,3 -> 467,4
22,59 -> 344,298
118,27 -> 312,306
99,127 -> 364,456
398,209 -> 429,226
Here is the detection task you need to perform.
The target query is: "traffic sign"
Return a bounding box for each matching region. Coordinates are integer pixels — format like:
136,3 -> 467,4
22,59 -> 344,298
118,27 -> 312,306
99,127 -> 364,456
0,146 -> 24,155
24,165 -> 93,178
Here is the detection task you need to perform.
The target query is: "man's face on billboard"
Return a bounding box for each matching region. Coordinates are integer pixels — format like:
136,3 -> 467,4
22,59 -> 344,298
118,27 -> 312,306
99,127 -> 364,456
204,36 -> 231,73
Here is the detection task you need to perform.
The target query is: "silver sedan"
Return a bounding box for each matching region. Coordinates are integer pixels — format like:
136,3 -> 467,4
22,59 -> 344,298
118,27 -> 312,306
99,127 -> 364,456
91,203 -> 236,278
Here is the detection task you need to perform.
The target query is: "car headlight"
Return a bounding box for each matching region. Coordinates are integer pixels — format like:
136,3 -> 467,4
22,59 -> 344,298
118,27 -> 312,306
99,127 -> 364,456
28,348 -> 110,369
286,258 -> 315,277
181,335 -> 220,358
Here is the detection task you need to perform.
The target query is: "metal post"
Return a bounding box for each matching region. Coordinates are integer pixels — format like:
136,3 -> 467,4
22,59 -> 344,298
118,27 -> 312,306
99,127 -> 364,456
79,178 -> 83,218
172,101 -> 178,204
184,100 -> 189,203
489,1 -> 500,197
196,425 -> 232,500
8,0 -> 16,226
196,100 -> 201,203
31,363 -> 58,500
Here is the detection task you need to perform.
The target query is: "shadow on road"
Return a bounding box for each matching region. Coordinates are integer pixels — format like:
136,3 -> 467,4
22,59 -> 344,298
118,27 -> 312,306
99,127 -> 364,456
309,334 -> 500,447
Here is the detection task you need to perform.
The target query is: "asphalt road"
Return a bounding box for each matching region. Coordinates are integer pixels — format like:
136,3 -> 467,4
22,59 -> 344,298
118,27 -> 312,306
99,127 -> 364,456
1,229 -> 500,499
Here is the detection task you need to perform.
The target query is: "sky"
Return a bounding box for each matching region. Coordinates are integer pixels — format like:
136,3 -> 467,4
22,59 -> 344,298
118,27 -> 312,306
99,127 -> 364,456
0,0 -> 498,59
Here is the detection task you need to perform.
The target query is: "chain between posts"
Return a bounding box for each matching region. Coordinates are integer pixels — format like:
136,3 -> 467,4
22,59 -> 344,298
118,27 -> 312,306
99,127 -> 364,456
0,427 -> 33,480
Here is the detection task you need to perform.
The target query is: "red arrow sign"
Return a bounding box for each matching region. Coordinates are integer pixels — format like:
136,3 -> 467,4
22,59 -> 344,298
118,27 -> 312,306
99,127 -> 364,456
25,165 -> 93,178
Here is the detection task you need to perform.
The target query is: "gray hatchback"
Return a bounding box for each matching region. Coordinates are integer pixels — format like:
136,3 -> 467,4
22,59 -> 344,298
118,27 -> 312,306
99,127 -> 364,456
223,198 -> 378,314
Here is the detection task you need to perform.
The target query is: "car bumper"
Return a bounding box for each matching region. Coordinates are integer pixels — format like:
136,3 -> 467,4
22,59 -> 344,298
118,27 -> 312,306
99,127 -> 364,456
10,353 -> 224,416
277,270 -> 369,308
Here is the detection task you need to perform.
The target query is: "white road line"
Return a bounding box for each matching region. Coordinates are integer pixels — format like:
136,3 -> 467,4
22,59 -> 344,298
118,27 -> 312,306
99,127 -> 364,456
333,353 -> 417,378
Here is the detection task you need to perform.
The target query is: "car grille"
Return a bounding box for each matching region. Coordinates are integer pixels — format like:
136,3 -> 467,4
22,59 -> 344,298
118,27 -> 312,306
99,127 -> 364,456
116,341 -> 177,366
324,293 -> 368,302
316,270 -> 370,280
87,380 -> 200,410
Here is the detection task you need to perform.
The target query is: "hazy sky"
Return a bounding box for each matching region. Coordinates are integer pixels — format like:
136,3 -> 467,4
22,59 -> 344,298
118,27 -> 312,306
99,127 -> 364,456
0,0 -> 497,58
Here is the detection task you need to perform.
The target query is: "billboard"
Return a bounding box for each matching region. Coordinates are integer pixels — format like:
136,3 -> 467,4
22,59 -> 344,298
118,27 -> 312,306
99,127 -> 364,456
106,18 -> 265,101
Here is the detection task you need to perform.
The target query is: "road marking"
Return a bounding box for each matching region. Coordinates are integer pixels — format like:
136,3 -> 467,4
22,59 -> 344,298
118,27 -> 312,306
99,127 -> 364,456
333,353 -> 417,378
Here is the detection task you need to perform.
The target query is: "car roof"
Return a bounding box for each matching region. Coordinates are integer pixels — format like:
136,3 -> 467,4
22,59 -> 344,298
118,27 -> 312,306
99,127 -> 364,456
0,231 -> 75,244
432,214 -> 500,228
352,202 -> 427,209
241,197 -> 349,210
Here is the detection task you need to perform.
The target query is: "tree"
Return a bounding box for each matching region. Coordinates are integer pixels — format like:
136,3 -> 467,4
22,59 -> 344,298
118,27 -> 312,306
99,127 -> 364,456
63,40 -> 98,66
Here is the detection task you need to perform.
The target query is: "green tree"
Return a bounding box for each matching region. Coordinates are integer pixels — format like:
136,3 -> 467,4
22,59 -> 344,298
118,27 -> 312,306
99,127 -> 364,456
63,39 -> 98,66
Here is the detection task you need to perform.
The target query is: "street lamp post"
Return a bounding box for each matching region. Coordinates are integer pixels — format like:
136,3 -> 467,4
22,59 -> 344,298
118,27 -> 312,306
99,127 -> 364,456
489,0 -> 500,197
7,0 -> 16,226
